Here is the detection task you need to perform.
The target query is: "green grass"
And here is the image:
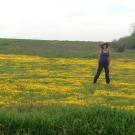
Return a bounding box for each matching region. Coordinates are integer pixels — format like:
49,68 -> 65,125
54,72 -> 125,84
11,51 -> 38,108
1,105 -> 135,135
0,38 -> 100,58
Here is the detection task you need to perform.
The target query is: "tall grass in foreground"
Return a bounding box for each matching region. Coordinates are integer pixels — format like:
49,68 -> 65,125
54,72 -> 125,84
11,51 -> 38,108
0,105 -> 135,135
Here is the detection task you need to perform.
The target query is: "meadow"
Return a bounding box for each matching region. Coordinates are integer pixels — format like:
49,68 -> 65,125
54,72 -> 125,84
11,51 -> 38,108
0,39 -> 135,135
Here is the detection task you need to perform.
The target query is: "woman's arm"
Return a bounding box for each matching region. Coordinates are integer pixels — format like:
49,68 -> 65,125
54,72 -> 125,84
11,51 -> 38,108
108,49 -> 111,65
98,50 -> 101,64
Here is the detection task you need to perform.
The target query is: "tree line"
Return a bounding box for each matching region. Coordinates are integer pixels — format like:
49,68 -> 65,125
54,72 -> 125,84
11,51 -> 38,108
111,24 -> 135,52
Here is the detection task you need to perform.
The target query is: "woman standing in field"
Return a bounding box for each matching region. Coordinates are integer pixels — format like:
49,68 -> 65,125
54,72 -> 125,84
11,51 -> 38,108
93,42 -> 110,84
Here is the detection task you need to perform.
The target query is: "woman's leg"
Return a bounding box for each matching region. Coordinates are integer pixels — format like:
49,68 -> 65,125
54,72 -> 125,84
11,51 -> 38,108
104,64 -> 110,84
93,63 -> 103,83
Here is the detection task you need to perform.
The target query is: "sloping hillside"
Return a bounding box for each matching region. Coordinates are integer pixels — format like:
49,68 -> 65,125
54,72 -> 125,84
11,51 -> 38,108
0,38 -> 100,58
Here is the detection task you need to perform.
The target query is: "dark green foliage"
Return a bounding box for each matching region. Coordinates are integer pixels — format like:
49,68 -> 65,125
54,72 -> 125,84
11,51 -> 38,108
0,105 -> 135,135
112,32 -> 135,50
111,39 -> 126,52
117,45 -> 126,53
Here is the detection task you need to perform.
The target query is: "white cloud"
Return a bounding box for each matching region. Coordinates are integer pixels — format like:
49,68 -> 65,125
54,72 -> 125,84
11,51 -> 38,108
0,0 -> 135,41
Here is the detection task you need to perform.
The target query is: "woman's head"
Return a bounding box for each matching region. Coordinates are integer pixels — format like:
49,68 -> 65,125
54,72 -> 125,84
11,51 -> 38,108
100,42 -> 109,50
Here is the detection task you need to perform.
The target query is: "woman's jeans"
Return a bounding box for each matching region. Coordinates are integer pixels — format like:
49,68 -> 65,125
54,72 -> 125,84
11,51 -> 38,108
93,62 -> 110,84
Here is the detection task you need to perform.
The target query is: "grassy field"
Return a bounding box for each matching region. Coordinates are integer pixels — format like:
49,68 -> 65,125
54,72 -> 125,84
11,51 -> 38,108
0,39 -> 135,134
0,38 -> 100,58
0,54 -> 135,108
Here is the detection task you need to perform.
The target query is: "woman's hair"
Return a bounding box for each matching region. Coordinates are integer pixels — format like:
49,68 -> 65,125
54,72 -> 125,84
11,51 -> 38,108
100,42 -> 109,49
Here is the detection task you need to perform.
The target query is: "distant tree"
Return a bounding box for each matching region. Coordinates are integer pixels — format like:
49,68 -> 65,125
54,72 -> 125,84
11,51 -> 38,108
129,23 -> 135,34
111,38 -> 126,52
111,23 -> 135,51
117,44 -> 126,52
111,39 -> 118,47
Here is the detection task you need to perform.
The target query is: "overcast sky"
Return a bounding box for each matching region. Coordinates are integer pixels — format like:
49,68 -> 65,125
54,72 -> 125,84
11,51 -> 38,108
0,0 -> 135,41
